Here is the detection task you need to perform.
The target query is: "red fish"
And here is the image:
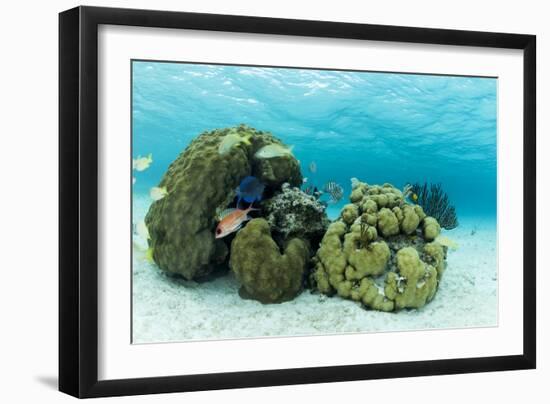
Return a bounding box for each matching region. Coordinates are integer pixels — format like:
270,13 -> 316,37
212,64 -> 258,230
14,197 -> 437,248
215,206 -> 258,239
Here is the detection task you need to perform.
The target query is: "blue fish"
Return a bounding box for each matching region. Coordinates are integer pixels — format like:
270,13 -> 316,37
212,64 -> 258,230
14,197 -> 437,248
235,176 -> 265,208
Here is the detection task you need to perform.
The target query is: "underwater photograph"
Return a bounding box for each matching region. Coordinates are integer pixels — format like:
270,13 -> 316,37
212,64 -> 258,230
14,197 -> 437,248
131,60 -> 497,343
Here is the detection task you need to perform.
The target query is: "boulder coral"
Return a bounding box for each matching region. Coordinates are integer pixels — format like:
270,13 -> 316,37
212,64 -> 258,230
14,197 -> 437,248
229,218 -> 310,303
312,179 -> 448,311
144,125 -> 302,280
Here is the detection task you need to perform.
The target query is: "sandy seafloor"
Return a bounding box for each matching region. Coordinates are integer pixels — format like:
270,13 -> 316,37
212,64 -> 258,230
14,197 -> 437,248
132,195 -> 497,344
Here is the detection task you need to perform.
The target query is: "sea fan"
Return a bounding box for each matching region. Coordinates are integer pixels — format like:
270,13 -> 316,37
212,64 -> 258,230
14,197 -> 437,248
410,182 -> 458,230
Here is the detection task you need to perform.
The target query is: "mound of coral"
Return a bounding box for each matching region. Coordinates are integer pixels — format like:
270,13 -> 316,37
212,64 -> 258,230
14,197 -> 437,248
312,180 -> 447,311
143,124 -> 449,310
262,183 -> 330,247
229,218 -> 310,303
144,125 -> 302,280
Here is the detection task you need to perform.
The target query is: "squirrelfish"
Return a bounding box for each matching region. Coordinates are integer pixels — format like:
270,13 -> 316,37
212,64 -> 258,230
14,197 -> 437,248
133,153 -> 153,171
150,186 -> 168,201
254,144 -> 294,159
215,206 -> 258,239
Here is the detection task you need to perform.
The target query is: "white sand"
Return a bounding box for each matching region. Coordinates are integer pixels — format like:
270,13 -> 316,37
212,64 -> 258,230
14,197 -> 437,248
132,195 -> 497,343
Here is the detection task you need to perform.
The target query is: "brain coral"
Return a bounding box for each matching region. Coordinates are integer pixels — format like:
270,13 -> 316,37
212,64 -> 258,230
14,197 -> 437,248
144,125 -> 302,280
312,179 -> 448,311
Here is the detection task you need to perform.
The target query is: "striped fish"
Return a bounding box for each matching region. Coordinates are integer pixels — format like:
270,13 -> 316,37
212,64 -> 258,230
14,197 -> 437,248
322,181 -> 344,204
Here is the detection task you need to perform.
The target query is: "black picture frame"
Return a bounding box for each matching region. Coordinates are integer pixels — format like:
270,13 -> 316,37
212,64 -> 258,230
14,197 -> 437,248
59,5 -> 536,398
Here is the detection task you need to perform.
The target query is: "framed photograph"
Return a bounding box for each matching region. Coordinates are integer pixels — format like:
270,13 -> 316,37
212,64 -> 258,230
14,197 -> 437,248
59,6 -> 536,398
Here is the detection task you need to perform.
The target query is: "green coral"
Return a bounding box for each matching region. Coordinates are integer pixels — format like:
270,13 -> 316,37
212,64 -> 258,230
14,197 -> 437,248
341,204 -> 359,225
400,205 -> 421,235
423,216 -> 441,241
312,220 -> 394,312
350,188 -> 365,203
377,208 -> 400,237
313,222 -> 347,295
423,242 -> 446,277
345,240 -> 390,279
358,220 -> 377,249
351,278 -> 395,312
229,219 -> 309,303
145,125 -> 302,280
312,179 -> 448,312
254,153 -> 301,188
384,247 -> 438,309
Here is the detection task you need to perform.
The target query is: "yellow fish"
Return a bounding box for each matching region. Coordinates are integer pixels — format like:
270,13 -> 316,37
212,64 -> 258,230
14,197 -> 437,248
133,153 -> 153,171
218,133 -> 252,155
254,144 -> 294,159
145,247 -> 154,263
132,240 -> 155,264
150,186 -> 168,201
135,220 -> 150,240
435,235 -> 459,250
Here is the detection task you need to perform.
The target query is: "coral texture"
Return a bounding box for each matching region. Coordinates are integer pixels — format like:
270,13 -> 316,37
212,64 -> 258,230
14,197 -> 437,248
385,247 -> 438,309
312,179 -> 447,312
144,125 -> 302,280
229,218 -> 310,303
262,183 -> 330,248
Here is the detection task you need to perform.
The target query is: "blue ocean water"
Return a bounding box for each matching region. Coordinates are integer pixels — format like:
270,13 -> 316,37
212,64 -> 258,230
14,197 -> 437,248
132,61 -> 497,221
